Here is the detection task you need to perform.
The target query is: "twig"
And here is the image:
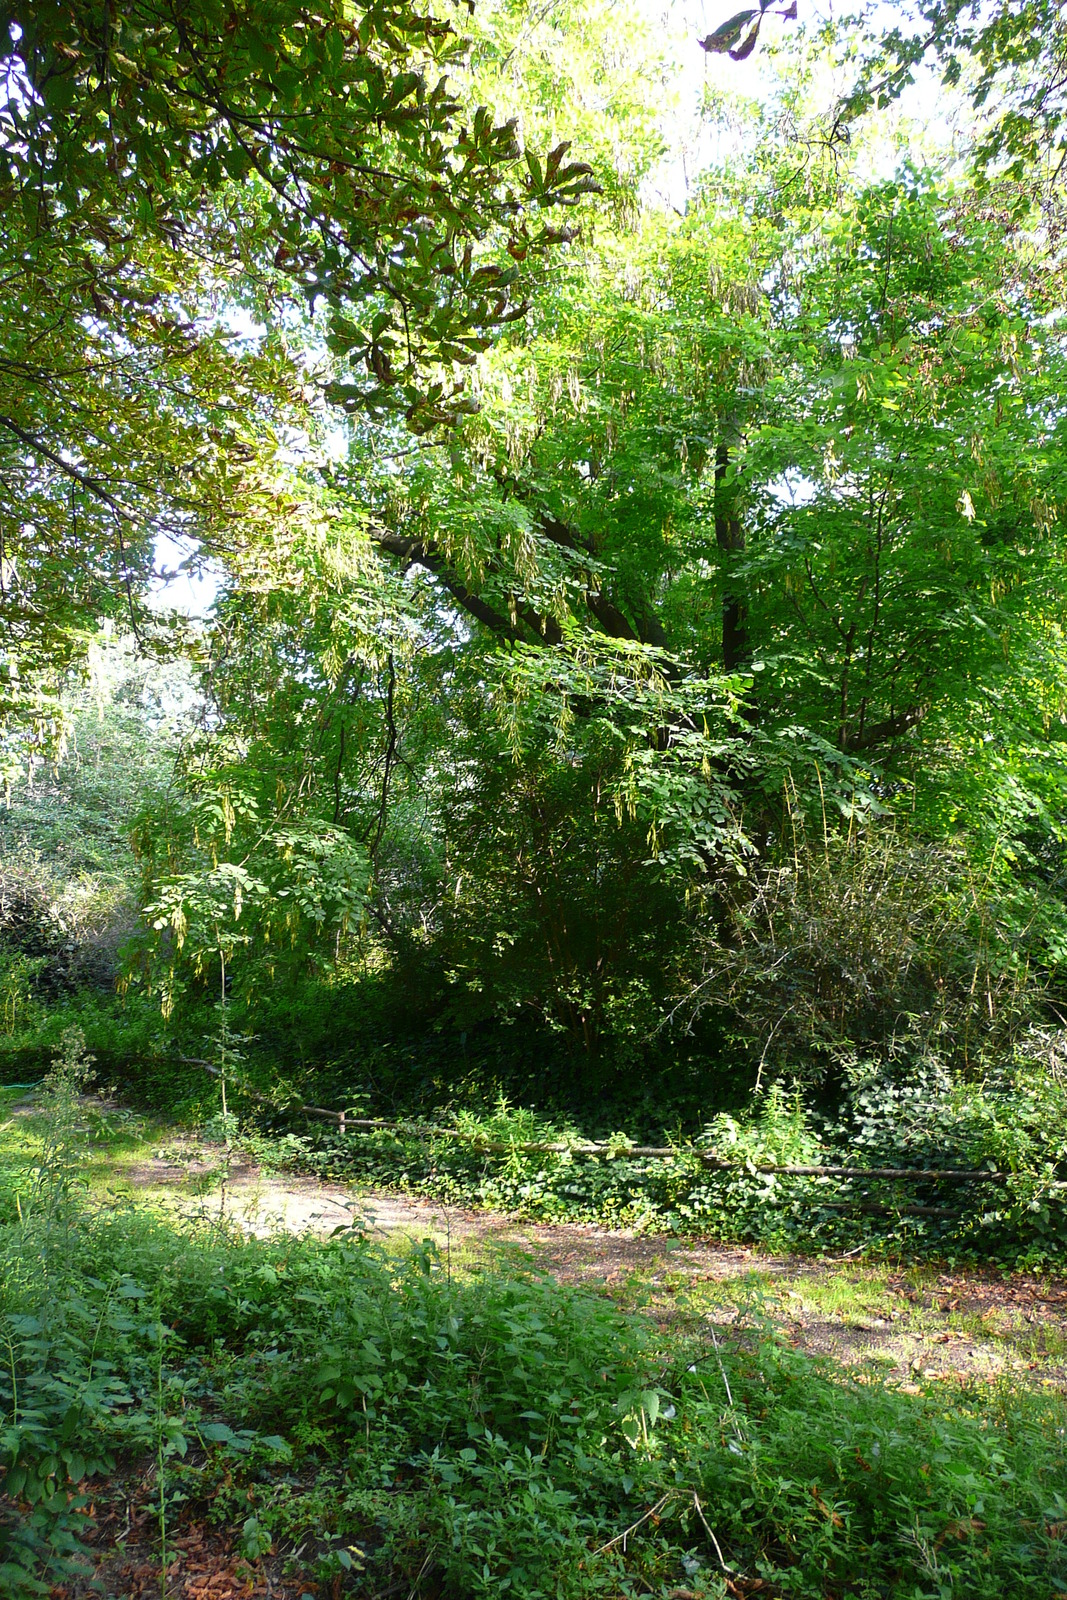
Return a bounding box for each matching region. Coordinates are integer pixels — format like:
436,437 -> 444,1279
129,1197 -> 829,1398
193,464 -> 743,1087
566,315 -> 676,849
692,1493 -> 735,1575
707,1324 -> 734,1410
816,1201 -> 960,1217
405,1550 -> 433,1600
592,1492 -> 674,1556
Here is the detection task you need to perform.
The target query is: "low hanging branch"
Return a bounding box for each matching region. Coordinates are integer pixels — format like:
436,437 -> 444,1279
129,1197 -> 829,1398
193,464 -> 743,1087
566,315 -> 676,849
180,1058 -> 1010,1183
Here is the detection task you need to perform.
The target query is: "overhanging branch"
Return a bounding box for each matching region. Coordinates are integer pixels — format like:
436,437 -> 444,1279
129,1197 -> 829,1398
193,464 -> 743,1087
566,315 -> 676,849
373,529 -> 529,643
847,704 -> 928,752
0,413 -> 132,521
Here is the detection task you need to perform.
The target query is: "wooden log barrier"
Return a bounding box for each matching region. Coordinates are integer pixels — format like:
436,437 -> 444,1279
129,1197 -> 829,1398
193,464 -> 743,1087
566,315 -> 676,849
179,1056 -> 1033,1190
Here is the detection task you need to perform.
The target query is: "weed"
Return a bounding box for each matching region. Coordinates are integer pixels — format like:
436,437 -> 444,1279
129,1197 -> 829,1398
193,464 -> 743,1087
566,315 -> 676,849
214,1075 -> 1067,1271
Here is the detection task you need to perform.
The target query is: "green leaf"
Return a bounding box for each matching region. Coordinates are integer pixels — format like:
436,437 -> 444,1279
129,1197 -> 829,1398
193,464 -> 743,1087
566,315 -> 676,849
699,9 -> 758,53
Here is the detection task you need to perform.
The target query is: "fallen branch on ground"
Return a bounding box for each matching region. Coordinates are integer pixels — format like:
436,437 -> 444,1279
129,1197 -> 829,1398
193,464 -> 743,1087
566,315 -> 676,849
177,1057 -> 1020,1187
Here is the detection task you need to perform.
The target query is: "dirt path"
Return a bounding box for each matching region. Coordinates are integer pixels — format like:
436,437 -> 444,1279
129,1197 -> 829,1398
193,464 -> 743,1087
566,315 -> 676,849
102,1130 -> 1067,1393
9,1094 -> 1066,1600
6,1089 -> 1065,1391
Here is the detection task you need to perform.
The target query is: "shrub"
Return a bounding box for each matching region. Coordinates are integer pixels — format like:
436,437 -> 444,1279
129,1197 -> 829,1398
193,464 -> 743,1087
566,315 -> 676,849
677,824 -> 1046,1084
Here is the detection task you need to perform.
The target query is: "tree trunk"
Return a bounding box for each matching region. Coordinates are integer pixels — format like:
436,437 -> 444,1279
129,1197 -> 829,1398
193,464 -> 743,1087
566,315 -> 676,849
714,440 -> 748,673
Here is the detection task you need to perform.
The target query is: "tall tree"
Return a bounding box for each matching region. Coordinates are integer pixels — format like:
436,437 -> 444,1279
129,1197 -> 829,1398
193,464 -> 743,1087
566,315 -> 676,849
0,0 -> 599,746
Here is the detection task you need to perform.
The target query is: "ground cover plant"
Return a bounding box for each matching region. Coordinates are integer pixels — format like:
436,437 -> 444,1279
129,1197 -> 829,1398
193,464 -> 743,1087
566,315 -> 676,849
3,1051 -> 1067,1599
110,1061 -> 1064,1272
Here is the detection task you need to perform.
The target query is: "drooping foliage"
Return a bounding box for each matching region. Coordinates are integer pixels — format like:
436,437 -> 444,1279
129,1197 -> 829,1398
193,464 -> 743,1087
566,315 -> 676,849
0,0 -> 615,748
5,0 -> 1067,1099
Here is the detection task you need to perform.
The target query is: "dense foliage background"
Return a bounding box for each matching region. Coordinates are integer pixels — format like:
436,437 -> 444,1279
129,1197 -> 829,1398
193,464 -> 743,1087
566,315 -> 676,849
6,2 -> 1067,1180
6,2 -> 1067,1594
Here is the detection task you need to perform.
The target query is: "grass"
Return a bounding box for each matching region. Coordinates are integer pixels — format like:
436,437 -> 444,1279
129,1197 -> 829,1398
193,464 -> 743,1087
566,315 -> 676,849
0,1086 -> 264,1227
3,1051 -> 1067,1598
1,1085 -> 164,1188
596,1257 -> 1067,1377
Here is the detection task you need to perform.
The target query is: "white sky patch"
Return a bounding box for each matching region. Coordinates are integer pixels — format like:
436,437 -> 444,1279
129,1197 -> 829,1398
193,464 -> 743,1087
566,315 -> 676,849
640,1 -> 961,211
148,532 -> 222,620
769,471 -> 818,507
218,303 -> 268,348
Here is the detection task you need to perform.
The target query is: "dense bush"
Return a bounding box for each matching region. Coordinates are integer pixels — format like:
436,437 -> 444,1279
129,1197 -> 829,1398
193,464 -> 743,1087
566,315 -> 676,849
0,856 -> 135,1005
676,825 -> 1053,1087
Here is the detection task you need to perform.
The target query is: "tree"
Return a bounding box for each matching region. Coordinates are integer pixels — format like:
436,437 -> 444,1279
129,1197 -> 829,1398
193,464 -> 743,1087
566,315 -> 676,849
310,154 -> 1067,1048
840,1 -> 1067,182
103,0 -> 710,1031
0,192 -> 321,750
702,1 -> 1067,189
40,2 -> 1067,1080
359,161 -> 1066,754
5,0 -> 597,420
0,0 -> 601,750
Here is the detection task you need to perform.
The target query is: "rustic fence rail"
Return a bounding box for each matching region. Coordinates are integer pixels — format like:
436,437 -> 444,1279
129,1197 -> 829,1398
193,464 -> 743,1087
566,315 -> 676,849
179,1059 -> 1054,1211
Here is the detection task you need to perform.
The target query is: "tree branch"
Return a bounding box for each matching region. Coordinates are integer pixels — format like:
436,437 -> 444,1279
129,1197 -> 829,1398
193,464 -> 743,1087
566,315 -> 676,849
847,704 -> 928,752
539,512 -> 667,645
0,412 -> 131,520
373,529 -> 529,643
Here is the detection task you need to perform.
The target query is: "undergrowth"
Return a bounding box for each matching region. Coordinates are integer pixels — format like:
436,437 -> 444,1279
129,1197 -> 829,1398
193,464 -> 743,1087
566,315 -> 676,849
2,1038 -> 1067,1597
7,973 -> 1067,1270
231,1074 -> 1067,1271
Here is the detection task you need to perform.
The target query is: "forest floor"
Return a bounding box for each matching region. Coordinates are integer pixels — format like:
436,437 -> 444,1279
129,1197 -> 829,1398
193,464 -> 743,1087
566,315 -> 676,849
5,1088 -> 1067,1599
6,1089 -> 1065,1395
180,1171 -> 1067,1390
